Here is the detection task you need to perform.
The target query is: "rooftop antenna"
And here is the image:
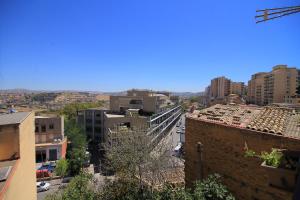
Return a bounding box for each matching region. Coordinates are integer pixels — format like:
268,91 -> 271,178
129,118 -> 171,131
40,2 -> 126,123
255,5 -> 300,23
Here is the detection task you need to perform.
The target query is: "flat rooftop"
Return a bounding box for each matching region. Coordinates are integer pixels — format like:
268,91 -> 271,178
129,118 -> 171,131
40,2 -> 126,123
0,112 -> 31,126
188,104 -> 300,138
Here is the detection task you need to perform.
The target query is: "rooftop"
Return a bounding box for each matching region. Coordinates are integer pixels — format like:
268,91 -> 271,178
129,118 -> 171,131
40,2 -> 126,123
0,112 -> 31,126
188,104 -> 300,138
0,160 -> 18,196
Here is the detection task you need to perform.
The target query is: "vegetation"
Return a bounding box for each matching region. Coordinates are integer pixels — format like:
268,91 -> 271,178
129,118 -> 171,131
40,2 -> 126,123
60,101 -> 104,120
46,173 -> 234,200
104,128 -> 173,192
45,172 -> 95,200
245,148 -> 283,167
193,174 -> 235,200
55,159 -> 69,182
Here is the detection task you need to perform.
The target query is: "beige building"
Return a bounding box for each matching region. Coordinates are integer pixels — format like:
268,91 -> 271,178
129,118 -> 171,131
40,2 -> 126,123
110,89 -> 172,114
77,89 -> 182,146
248,65 -> 299,105
210,76 -> 231,99
35,116 -> 67,163
230,82 -> 245,96
0,112 -> 37,200
185,104 -> 300,200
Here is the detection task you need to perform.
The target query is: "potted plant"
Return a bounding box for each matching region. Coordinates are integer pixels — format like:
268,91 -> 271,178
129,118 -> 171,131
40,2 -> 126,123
245,148 -> 298,191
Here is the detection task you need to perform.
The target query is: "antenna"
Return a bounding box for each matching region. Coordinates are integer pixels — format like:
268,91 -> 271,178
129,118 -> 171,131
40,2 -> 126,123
255,5 -> 300,23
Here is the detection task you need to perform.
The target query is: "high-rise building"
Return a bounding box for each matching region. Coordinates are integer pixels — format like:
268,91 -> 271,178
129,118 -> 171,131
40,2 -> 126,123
248,65 -> 299,105
0,112 -> 37,200
230,82 -> 245,96
210,76 -> 231,99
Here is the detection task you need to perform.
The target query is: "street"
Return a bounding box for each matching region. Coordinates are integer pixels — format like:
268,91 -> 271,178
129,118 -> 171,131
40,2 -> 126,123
37,179 -> 62,200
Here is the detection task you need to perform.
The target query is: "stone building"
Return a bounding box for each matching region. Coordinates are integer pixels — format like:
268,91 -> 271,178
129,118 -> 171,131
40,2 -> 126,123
185,104 -> 300,200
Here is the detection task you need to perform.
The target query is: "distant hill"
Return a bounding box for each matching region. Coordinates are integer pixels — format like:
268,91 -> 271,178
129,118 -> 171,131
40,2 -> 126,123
0,88 -> 204,97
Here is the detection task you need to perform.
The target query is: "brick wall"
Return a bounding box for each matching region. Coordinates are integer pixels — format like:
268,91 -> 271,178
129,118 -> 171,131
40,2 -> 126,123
185,117 -> 300,200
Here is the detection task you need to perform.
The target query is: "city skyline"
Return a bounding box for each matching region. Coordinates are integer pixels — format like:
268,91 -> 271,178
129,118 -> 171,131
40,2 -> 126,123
1,0 -> 300,92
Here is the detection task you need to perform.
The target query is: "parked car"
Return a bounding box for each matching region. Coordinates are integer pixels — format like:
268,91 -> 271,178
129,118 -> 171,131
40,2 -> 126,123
173,143 -> 182,156
176,130 -> 181,134
182,126 -> 185,130
36,182 -> 50,192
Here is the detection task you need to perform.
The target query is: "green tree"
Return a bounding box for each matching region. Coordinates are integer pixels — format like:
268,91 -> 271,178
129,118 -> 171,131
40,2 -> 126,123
45,172 -> 95,200
193,174 -> 235,200
157,184 -> 193,200
55,159 -> 69,183
64,119 -> 88,176
60,101 -> 103,120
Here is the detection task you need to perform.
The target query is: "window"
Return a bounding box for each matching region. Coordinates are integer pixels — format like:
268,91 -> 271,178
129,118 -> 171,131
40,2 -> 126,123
49,124 -> 54,129
95,113 -> 101,117
94,127 -> 101,133
86,127 -> 92,132
86,119 -> 92,123
41,125 -> 46,132
95,120 -> 101,124
35,126 -> 39,132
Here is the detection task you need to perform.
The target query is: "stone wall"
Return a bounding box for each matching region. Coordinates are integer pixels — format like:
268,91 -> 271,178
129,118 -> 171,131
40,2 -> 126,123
185,117 -> 300,200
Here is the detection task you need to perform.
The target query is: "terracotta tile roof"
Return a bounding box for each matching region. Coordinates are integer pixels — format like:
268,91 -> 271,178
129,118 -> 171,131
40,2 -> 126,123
188,104 -> 300,138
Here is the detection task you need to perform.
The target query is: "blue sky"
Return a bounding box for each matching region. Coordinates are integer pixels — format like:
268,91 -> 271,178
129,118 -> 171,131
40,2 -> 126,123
0,0 -> 300,92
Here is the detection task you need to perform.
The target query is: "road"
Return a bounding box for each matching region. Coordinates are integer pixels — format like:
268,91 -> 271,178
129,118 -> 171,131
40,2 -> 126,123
37,179 -> 62,200
152,113 -> 185,166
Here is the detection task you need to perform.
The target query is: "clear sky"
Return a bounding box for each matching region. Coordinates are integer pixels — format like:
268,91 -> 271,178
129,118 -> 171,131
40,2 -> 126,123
0,0 -> 300,92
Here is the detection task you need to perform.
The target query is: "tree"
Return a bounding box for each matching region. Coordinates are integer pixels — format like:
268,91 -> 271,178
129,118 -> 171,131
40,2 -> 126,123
68,147 -> 89,176
55,159 -> 69,183
45,172 -> 95,200
63,118 -> 89,176
193,174 -> 235,200
60,101 -> 104,120
104,126 -> 175,193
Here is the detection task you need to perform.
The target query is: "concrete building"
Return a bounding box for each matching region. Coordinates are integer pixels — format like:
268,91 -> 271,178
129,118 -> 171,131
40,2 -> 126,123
248,65 -> 299,105
0,112 -> 37,200
110,89 -> 172,114
210,76 -> 231,99
77,89 -> 182,146
185,104 -> 300,200
230,82 -> 245,96
35,116 -> 67,163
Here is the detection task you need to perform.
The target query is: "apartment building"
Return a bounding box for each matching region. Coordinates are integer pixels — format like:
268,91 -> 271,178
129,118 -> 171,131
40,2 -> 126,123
77,89 -> 182,146
0,112 -> 37,200
248,65 -> 299,105
35,116 -> 67,163
185,104 -> 300,200
210,76 -> 231,99
230,82 -> 245,96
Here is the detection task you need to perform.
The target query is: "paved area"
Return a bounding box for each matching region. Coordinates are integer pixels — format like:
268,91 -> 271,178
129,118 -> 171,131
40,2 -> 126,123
37,179 -> 62,200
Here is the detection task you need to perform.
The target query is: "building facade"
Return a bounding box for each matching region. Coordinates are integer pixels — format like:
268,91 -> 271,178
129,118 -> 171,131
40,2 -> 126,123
35,116 -> 67,163
248,65 -> 299,105
185,104 -> 300,200
230,82 -> 245,96
77,89 -> 182,146
210,76 -> 231,99
0,112 -> 37,200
